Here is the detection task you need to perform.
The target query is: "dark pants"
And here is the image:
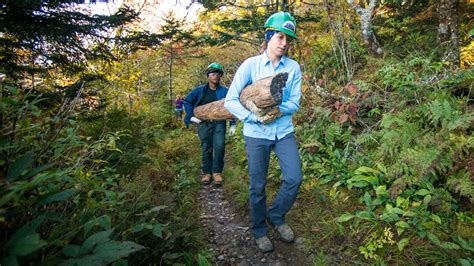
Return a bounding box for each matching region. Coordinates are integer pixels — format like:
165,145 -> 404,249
197,121 -> 226,174
175,109 -> 183,120
244,133 -> 302,238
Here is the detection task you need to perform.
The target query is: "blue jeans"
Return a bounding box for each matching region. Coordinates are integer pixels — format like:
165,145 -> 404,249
244,133 -> 302,238
197,121 -> 226,174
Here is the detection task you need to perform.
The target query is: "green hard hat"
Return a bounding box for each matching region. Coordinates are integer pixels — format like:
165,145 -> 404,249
206,63 -> 224,75
264,11 -> 297,39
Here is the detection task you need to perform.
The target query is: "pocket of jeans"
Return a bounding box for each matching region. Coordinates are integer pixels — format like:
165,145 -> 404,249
197,124 -> 207,138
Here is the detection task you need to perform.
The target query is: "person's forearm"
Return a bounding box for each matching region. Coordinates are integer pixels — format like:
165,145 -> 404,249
279,68 -> 302,115
224,98 -> 257,123
224,59 -> 257,123
279,101 -> 299,115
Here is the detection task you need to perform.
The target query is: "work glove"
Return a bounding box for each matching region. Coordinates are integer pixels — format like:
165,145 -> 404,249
246,101 -> 282,124
190,116 -> 202,124
229,125 -> 236,136
245,101 -> 268,117
256,106 -> 282,124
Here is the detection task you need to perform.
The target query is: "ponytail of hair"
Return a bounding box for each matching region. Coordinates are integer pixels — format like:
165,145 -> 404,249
259,41 -> 267,54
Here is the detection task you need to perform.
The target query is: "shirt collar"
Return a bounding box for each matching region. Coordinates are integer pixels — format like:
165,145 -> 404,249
206,83 -> 220,91
261,50 -> 286,67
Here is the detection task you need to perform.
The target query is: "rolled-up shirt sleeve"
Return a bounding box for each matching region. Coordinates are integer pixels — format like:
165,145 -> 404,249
224,59 -> 257,123
279,64 -> 302,115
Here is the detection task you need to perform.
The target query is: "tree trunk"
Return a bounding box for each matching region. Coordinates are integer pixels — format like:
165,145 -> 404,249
438,0 -> 460,69
438,0 -> 452,43
239,71 -> 286,109
193,72 -> 288,121
348,0 -> 383,56
193,100 -> 233,120
325,0 -> 356,81
168,43 -> 173,101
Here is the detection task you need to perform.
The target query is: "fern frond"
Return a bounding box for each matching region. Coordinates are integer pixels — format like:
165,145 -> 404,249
447,171 -> 474,203
356,132 -> 379,147
325,122 -> 342,145
467,136 -> 474,149
427,99 -> 444,127
426,99 -> 472,131
399,146 -> 440,178
447,113 -> 473,131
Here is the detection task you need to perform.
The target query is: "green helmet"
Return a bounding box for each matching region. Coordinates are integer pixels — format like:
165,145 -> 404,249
264,11 -> 297,39
205,63 -> 224,75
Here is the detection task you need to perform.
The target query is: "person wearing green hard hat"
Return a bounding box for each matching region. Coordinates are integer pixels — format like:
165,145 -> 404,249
205,62 -> 224,75
264,11 -> 298,39
184,63 -> 236,187
260,11 -> 297,53
224,11 -> 302,253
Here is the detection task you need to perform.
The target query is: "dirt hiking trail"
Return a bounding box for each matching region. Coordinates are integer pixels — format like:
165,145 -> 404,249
198,184 -> 313,266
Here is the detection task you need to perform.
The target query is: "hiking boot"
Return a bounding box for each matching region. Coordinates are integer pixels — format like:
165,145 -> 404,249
275,224 -> 295,243
255,236 -> 274,253
201,174 -> 211,185
213,173 -> 223,186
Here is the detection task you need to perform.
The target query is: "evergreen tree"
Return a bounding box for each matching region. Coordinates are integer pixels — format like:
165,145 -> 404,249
0,0 -> 161,78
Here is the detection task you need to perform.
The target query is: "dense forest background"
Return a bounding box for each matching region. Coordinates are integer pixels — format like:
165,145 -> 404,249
1,0 -> 473,265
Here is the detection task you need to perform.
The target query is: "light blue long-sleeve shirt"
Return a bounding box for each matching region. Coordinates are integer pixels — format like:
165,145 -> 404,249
224,52 -> 302,140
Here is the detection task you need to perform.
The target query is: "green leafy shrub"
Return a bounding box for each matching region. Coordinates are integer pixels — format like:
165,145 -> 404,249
1,84 -> 206,265
301,52 -> 473,262
297,107 -> 353,186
